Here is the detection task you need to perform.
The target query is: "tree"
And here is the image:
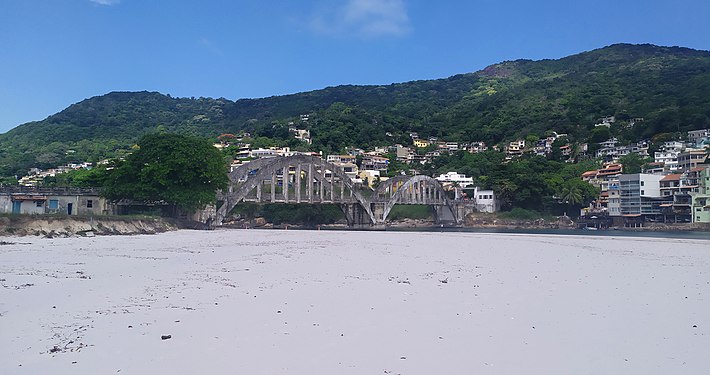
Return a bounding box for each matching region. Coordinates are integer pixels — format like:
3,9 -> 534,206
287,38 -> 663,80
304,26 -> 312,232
559,181 -> 583,205
41,166 -> 109,187
589,127 -> 612,143
525,134 -> 540,144
619,152 -> 647,174
103,133 -> 228,211
558,179 -> 598,217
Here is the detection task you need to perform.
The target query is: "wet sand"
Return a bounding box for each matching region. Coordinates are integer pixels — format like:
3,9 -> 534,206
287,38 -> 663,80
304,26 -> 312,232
1,230 -> 708,374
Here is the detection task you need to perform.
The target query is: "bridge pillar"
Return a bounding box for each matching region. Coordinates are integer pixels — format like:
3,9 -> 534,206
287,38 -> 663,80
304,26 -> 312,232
452,202 -> 477,225
434,205 -> 458,225
308,164 -> 314,203
340,203 -> 372,227
320,166 -> 325,202
371,202 -> 386,224
330,174 -> 334,202
283,166 -> 289,203
296,164 -> 302,203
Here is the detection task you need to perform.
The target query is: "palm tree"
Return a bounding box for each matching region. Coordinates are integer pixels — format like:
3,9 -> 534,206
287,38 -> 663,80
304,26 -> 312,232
559,182 -> 583,216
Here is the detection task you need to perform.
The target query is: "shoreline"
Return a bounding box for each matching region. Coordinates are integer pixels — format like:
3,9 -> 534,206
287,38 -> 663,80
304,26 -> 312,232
224,222 -> 710,239
1,214 -> 708,238
0,215 -> 177,237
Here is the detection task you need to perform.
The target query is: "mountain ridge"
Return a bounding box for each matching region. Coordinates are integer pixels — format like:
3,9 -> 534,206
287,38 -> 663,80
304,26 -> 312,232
1,43 -> 709,178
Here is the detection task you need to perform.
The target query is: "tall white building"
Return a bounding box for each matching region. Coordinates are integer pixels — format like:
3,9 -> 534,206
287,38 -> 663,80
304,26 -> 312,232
435,172 -> 474,188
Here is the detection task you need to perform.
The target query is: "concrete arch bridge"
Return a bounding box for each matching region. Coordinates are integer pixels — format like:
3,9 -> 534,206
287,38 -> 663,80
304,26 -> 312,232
215,155 -> 476,227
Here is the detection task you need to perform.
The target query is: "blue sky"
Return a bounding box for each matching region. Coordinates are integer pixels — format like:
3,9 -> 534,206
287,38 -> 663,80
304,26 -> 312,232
1,0 -> 709,133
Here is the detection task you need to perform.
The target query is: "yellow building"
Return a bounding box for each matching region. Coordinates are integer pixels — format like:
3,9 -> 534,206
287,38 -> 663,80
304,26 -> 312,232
413,139 -> 430,148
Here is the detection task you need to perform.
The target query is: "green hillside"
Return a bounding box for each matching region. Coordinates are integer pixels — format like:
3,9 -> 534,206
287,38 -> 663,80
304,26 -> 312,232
2,43 -> 710,178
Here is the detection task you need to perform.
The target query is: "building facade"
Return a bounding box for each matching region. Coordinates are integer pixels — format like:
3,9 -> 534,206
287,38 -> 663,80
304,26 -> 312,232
0,187 -> 108,216
619,174 -> 667,216
690,166 -> 710,223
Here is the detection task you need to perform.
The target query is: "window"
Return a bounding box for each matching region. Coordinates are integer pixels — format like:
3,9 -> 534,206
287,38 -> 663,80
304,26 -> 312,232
49,200 -> 58,209
36,201 -> 43,207
641,190 -> 645,195
640,181 -> 645,186
87,200 -> 93,208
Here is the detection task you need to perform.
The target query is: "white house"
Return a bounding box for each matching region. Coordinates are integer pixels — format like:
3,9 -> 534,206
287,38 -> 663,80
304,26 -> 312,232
473,187 -> 498,213
435,172 -> 474,188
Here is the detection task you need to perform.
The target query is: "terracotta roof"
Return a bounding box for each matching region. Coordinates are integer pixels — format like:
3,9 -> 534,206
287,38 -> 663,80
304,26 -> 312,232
597,170 -> 620,176
661,174 -> 682,181
581,171 -> 597,177
598,168 -> 622,174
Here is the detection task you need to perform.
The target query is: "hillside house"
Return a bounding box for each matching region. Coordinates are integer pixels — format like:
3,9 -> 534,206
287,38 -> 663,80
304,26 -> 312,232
358,170 -> 388,188
413,139 -> 430,148
361,155 -> 389,172
688,129 -> 709,144
505,140 -> 525,159
326,155 -> 357,164
435,172 -> 474,188
464,142 -> 488,153
677,149 -> 707,172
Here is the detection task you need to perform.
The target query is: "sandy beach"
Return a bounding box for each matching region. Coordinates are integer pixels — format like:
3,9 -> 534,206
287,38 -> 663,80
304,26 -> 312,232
1,230 -> 708,374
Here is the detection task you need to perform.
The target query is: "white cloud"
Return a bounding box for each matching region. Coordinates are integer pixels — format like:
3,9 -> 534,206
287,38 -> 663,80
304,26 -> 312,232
90,0 -> 120,5
199,37 -> 223,56
311,0 -> 411,38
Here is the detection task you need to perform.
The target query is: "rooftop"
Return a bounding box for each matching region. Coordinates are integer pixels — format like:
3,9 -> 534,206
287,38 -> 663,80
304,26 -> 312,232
660,174 -> 682,181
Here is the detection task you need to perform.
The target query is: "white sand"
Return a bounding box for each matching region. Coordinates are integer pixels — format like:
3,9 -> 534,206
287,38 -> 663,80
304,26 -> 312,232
1,230 -> 708,374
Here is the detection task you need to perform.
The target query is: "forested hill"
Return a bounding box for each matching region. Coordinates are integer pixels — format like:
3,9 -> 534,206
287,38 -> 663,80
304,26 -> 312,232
2,43 -> 710,177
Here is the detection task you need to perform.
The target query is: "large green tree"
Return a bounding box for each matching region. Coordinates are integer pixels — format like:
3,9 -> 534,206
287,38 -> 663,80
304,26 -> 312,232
103,133 -> 228,211
619,152 -> 647,174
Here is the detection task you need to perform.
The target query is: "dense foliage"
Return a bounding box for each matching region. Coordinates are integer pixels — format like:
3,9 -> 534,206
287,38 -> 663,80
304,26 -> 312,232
421,151 -> 600,214
232,203 -> 345,225
101,133 -> 228,211
2,44 -> 710,178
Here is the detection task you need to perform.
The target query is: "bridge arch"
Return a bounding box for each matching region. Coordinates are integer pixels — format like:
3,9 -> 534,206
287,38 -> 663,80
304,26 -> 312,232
375,175 -> 458,224
216,155 -> 376,225
214,156 -> 466,226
